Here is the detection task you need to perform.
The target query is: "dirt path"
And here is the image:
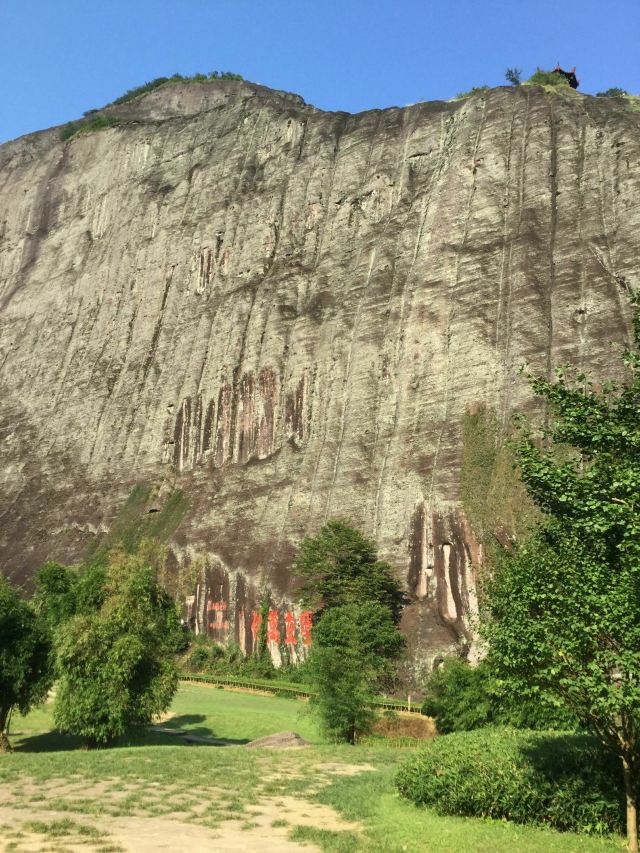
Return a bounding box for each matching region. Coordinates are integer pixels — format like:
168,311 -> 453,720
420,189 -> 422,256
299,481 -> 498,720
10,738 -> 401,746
0,804 -> 322,852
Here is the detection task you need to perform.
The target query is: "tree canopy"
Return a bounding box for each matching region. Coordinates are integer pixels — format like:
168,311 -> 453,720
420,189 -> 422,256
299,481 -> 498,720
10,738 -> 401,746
309,601 -> 404,743
0,575 -> 53,751
295,519 -> 405,623
54,550 -> 182,746
483,292 -> 640,851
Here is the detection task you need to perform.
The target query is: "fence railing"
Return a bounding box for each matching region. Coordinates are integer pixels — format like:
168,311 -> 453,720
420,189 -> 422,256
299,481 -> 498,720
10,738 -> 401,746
178,672 -> 422,713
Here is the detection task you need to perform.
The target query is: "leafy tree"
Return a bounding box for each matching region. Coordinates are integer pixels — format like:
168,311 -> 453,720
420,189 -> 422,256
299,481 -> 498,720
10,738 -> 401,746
54,551 -> 181,747
505,67 -> 523,86
295,520 -> 405,623
0,576 -> 53,752
482,292 -> 640,851
422,657 -> 578,733
33,562 -> 78,632
309,602 -> 405,743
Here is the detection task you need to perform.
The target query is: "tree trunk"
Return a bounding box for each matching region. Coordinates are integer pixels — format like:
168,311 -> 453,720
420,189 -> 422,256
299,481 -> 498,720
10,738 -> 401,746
0,704 -> 13,754
623,756 -> 638,853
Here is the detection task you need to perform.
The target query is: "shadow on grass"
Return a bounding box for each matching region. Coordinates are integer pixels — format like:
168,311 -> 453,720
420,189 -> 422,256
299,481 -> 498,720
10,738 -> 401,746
11,725 -> 247,753
162,714 -> 207,727
155,714 -> 251,745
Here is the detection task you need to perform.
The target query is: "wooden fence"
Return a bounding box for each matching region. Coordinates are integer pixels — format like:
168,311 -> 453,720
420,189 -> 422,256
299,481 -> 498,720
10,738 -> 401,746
178,672 -> 422,713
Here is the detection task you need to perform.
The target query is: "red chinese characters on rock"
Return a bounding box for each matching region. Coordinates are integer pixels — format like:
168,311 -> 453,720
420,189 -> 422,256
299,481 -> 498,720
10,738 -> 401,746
251,611 -> 262,645
208,601 -> 229,631
284,611 -> 296,645
299,611 -> 313,646
267,610 -> 280,643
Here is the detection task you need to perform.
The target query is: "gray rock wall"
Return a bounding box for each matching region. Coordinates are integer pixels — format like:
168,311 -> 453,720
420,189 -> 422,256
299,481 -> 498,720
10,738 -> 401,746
1,80 -> 639,667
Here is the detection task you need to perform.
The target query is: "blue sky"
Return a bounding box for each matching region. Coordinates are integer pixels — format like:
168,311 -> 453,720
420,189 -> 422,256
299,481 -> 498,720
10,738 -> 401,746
1,0 -> 639,144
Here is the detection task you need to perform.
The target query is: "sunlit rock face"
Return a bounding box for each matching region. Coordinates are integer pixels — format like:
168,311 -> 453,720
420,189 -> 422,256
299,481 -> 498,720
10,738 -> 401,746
1,80 -> 638,669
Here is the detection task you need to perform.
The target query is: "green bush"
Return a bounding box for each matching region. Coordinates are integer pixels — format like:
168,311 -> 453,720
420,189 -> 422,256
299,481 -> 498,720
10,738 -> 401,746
596,87 -> 628,97
396,728 -> 624,835
422,658 -> 578,733
59,115 -> 121,142
184,637 -> 282,680
527,68 -> 570,88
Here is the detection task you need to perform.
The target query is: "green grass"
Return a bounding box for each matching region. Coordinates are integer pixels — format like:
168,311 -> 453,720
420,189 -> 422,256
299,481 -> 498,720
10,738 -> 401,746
0,685 -> 626,852
453,85 -> 489,100
164,682 -> 321,743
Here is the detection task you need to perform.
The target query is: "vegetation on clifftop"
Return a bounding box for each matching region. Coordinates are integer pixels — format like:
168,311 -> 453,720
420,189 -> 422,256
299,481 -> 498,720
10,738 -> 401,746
59,114 -> 122,141
110,70 -> 244,105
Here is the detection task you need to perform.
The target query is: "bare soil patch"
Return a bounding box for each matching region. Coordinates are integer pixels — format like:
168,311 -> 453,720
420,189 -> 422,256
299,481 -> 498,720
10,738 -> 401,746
0,805 -> 320,852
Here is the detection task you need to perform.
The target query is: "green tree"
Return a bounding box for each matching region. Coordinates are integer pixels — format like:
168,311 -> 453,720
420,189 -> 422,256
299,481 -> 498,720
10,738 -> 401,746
33,562 -> 78,633
505,67 -> 522,86
309,601 -> 404,743
54,551 -> 181,747
482,293 -> 640,851
295,520 -> 405,623
0,576 -> 53,752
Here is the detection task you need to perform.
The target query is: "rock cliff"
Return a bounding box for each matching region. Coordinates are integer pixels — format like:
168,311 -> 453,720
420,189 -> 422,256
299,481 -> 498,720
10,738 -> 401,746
1,80 -> 639,669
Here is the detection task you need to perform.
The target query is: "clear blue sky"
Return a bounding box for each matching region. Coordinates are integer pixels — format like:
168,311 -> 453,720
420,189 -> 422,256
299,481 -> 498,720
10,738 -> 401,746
1,0 -> 639,144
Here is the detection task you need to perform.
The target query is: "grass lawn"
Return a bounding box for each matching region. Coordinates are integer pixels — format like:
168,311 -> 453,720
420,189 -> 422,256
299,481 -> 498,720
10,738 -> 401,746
165,683 -> 322,743
0,684 -> 626,853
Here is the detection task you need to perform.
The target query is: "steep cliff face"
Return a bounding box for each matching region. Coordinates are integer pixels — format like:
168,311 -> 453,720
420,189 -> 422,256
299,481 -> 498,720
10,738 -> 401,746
1,80 -> 639,668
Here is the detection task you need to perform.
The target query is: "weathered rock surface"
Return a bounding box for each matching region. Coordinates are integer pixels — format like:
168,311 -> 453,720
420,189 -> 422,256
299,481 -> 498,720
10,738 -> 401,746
1,80 -> 639,669
245,731 -> 309,749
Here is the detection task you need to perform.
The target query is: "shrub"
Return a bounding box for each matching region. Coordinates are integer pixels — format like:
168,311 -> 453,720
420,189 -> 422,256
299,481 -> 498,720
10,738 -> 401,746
596,87 -> 628,97
396,728 -> 624,835
454,86 -> 489,100
527,68 -> 570,88
111,70 -> 243,105
422,657 -> 578,733
184,636 -> 281,679
59,115 -> 121,142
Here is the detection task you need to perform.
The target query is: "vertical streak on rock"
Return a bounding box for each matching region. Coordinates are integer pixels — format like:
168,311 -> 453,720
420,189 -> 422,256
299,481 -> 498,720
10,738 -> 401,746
500,88 -> 531,430
575,120 -> 588,372
324,247 -> 376,519
192,393 -> 203,465
215,381 -> 232,467
427,99 -> 487,507
373,112 -> 456,535
202,398 -> 215,456
494,97 -> 518,413
546,98 -> 558,384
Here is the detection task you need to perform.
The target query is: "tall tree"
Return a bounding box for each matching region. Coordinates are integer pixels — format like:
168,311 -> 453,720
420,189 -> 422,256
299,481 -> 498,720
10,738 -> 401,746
0,575 -> 53,752
54,550 -> 182,747
295,520 -> 405,623
309,601 -> 405,743
483,293 -> 640,851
